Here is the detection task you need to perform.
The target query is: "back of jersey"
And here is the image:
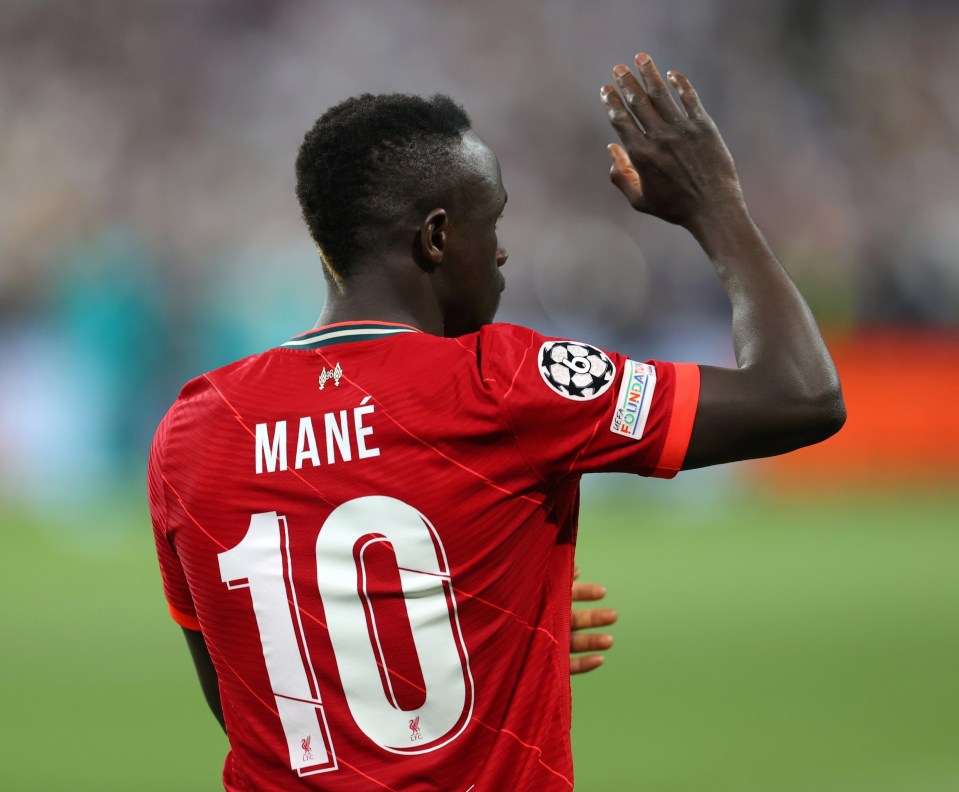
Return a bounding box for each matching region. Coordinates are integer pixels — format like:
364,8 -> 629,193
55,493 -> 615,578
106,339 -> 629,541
150,320 -> 699,790
151,323 -> 576,791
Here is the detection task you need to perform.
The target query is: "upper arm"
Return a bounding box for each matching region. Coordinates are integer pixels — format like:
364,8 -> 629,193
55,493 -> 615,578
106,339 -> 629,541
151,409 -> 225,731
481,325 -> 700,479
148,409 -> 200,626
682,364 -> 846,469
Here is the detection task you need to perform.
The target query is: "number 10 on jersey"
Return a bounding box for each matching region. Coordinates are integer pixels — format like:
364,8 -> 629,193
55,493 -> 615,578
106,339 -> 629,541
217,497 -> 475,777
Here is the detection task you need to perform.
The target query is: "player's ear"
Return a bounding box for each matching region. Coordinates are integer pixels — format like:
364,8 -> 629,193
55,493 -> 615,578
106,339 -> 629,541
415,209 -> 448,272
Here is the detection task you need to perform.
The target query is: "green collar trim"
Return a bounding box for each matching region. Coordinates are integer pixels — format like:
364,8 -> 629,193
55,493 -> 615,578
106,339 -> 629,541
281,322 -> 420,350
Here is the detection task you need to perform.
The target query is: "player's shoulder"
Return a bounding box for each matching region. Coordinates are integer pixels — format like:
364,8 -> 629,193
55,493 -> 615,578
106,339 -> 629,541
471,322 -> 547,357
474,322 -> 615,370
475,322 -> 608,350
155,348 -> 275,440
176,349 -> 270,404
478,321 -> 543,342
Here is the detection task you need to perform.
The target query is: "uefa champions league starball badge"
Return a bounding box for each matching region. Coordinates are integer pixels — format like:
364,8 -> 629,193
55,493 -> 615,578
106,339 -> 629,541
538,341 -> 616,401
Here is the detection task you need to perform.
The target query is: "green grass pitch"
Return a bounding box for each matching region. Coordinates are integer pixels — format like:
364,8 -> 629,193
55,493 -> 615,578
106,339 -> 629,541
2,482 -> 956,790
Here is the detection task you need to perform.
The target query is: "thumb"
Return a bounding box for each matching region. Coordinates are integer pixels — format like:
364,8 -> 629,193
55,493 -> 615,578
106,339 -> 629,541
608,144 -> 647,210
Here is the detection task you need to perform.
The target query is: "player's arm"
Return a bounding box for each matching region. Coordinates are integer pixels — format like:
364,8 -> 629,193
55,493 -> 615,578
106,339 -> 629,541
570,566 -> 617,674
601,54 -> 845,468
182,627 -> 226,733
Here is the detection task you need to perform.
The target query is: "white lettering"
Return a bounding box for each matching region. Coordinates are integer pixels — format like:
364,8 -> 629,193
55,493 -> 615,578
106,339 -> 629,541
295,416 -> 320,469
256,421 -> 288,474
325,411 -> 352,464
353,404 -> 380,459
255,404 -> 384,475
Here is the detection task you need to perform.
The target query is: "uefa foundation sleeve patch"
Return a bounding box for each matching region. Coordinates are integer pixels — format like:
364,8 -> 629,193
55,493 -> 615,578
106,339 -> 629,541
610,360 -> 657,439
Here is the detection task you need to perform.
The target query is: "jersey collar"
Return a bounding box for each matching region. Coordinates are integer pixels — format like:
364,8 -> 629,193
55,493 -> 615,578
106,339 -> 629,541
280,321 -> 422,350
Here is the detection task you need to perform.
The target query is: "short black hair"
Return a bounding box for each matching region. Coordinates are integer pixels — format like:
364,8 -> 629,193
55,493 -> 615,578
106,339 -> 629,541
295,93 -> 472,280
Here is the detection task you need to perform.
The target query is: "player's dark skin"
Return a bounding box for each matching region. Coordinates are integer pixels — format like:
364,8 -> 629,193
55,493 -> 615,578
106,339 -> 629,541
183,53 -> 845,732
312,55 -> 845,467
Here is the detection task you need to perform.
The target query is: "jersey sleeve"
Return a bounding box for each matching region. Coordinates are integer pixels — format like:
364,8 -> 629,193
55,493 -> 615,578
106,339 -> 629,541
478,324 -> 700,480
148,406 -> 201,631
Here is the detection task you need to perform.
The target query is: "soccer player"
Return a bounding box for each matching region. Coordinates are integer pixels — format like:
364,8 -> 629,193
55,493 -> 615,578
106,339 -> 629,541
148,53 -> 844,790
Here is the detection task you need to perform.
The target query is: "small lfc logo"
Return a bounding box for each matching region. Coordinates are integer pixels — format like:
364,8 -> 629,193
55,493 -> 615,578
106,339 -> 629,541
318,362 -> 343,390
301,735 -> 313,761
409,716 -> 422,741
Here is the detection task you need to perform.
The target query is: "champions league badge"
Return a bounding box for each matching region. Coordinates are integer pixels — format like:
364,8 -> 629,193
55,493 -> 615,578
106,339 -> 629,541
538,341 -> 616,401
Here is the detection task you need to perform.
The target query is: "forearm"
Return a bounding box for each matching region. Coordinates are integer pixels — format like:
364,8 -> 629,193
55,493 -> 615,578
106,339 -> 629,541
690,202 -> 841,404
602,53 -> 845,466
183,627 -> 226,733
682,202 -> 845,465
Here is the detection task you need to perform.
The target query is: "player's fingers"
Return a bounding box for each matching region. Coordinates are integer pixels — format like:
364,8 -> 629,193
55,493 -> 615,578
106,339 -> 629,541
601,84 -> 646,147
571,631 -> 614,653
610,65 -> 664,132
634,52 -> 684,123
609,142 -> 641,182
571,580 -> 607,602
570,654 -> 605,675
571,607 -> 618,630
608,144 -> 647,210
666,70 -> 709,123
573,565 -> 581,581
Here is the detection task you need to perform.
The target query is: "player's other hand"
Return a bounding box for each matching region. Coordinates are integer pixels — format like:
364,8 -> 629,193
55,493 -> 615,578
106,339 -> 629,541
570,566 -> 618,675
601,52 -> 744,227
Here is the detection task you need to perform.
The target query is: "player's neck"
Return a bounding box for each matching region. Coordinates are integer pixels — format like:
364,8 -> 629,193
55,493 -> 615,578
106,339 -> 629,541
315,259 -> 444,336
314,300 -> 437,334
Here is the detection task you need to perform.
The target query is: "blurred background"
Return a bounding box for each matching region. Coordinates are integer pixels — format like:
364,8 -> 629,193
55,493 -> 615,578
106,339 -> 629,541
1,0 -> 956,789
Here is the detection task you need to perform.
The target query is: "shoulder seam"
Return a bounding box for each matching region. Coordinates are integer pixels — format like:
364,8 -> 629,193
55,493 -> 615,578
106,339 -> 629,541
487,325 -> 549,486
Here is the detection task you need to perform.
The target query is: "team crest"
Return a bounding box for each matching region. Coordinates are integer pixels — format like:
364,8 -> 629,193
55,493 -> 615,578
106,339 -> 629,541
319,362 -> 343,390
409,716 -> 422,741
538,341 -> 616,401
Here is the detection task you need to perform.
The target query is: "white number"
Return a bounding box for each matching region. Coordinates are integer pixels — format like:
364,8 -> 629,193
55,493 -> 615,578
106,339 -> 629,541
317,497 -> 473,753
218,512 -> 336,776
218,497 -> 473,777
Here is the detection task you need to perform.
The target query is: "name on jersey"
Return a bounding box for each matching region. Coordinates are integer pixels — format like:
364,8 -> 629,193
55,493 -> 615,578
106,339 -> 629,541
255,396 -> 380,474
610,360 -> 657,440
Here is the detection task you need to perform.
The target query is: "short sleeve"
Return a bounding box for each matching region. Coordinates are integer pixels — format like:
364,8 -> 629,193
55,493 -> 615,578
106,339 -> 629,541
148,408 -> 201,631
478,324 -> 700,480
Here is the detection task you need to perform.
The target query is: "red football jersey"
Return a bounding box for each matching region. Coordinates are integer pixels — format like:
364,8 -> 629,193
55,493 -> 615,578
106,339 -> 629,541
148,320 -> 700,791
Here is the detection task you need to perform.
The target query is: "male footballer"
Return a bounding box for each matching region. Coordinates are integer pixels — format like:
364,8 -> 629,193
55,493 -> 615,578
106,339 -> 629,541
149,53 -> 845,790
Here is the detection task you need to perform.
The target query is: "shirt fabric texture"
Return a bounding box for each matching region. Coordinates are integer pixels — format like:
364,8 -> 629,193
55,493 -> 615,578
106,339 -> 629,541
148,321 -> 700,791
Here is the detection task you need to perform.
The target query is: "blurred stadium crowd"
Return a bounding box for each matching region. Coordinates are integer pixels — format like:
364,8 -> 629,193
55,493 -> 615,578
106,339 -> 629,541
2,0 -> 957,503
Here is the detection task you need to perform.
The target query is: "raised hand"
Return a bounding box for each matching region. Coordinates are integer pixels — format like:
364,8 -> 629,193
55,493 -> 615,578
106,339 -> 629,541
601,52 -> 744,226
570,566 -> 618,675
